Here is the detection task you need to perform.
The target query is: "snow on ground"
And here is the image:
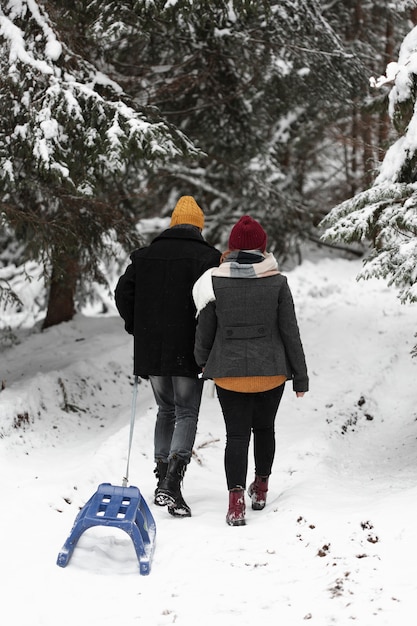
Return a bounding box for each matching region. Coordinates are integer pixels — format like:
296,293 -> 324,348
1,257 -> 417,626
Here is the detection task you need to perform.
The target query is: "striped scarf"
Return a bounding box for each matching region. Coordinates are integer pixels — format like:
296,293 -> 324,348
193,251 -> 279,315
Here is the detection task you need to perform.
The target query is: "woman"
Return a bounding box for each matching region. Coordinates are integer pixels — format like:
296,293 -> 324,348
192,215 -> 308,526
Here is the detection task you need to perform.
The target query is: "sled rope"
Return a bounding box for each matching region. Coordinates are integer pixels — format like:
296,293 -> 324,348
123,375 -> 139,487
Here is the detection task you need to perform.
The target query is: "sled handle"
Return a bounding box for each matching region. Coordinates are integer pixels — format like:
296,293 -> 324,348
123,375 -> 139,487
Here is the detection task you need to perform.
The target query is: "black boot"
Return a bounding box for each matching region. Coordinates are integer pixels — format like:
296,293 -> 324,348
153,460 -> 168,506
155,456 -> 191,517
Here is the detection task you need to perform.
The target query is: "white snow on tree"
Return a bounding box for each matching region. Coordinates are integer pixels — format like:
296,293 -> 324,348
0,0 -> 198,327
0,0 -> 195,194
321,24 -> 417,306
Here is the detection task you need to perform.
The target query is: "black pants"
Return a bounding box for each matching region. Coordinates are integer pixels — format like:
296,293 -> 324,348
216,384 -> 285,490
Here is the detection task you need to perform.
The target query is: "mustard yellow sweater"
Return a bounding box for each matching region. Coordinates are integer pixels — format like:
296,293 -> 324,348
214,375 -> 286,393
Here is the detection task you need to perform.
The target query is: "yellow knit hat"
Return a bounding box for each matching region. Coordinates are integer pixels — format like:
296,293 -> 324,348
170,196 -> 204,230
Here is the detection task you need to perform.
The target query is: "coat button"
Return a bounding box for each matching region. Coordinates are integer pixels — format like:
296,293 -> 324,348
226,329 -> 233,337
258,327 -> 265,333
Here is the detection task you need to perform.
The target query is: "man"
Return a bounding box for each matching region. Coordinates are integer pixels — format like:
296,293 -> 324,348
115,196 -> 221,517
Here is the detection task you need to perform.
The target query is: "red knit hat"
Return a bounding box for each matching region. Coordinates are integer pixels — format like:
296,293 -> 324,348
228,215 -> 267,252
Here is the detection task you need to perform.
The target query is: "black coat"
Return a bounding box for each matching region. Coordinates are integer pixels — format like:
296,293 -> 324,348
115,227 -> 221,377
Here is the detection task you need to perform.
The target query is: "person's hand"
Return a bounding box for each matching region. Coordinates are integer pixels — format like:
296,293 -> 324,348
296,392 -> 305,398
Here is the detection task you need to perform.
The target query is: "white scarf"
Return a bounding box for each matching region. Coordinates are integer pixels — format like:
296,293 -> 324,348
193,252 -> 279,316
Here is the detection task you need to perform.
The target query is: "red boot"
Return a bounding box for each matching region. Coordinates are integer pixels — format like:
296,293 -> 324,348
226,488 -> 246,526
248,475 -> 269,510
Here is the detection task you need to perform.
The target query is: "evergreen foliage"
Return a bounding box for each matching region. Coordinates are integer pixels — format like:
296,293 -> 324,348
84,0 -> 366,257
0,0 -> 197,318
306,1 -> 412,212
0,0 -> 414,327
322,24 -> 417,307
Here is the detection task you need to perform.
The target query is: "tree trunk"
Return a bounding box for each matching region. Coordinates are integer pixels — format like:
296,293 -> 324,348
361,110 -> 374,188
350,106 -> 359,196
378,15 -> 394,160
42,255 -> 79,329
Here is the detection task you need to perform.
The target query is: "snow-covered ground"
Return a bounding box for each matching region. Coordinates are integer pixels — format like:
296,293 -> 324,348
1,257 -> 417,626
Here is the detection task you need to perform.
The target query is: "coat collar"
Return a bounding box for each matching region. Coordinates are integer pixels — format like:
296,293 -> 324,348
153,226 -> 205,244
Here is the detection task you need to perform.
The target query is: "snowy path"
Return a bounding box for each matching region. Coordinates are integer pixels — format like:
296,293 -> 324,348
1,258 -> 417,625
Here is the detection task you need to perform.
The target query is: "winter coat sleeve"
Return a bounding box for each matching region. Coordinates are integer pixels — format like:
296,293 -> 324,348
114,260 -> 136,335
194,300 -> 218,370
277,279 -> 309,392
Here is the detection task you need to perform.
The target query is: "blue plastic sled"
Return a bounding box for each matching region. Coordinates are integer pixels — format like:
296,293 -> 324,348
56,482 -> 156,575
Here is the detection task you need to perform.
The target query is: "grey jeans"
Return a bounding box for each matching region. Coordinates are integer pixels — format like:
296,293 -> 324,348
149,375 -> 204,464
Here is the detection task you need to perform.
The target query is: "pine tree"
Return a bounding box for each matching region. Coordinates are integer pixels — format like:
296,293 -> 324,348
86,0 -> 366,259
322,22 -> 417,311
323,27 -> 417,302
3,1 -> 413,329
0,0 -> 197,327
303,1 -> 412,224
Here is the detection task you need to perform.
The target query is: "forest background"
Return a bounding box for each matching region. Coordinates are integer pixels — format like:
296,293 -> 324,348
1,0 -> 417,337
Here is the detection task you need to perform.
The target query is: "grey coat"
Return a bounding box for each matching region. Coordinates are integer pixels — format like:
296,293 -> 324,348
194,274 -> 309,392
